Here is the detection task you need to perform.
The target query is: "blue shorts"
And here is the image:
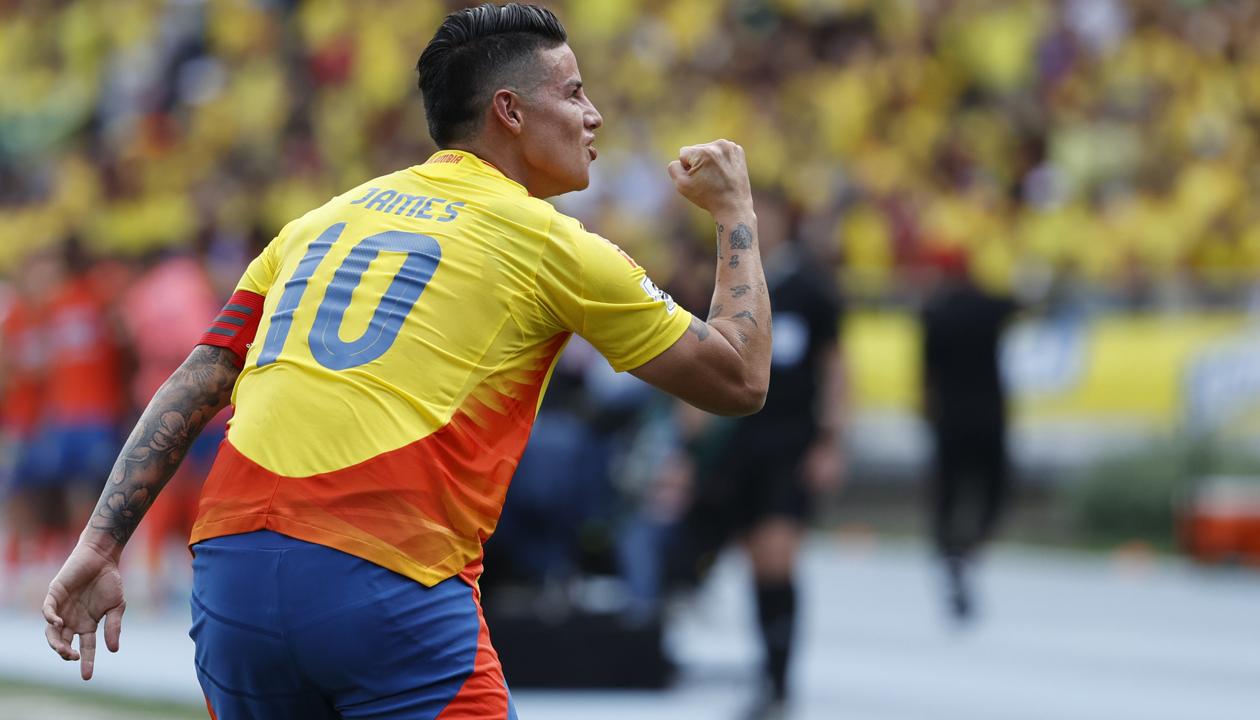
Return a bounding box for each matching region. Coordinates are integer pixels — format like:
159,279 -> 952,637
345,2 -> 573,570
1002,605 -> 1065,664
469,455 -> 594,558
10,423 -> 118,491
190,531 -> 518,719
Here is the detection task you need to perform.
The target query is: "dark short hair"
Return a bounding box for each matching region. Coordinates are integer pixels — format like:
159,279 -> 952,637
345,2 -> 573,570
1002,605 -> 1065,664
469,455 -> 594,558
417,3 -> 568,147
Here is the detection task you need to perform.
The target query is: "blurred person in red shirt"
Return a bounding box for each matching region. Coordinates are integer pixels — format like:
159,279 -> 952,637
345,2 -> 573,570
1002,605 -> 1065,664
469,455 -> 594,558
39,239 -> 127,542
1,258 -> 53,585
120,245 -> 223,600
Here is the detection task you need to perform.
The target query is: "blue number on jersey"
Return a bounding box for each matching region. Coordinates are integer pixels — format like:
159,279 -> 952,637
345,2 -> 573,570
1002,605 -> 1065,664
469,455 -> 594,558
256,224 -> 443,370
310,230 -> 441,370
255,224 -> 341,367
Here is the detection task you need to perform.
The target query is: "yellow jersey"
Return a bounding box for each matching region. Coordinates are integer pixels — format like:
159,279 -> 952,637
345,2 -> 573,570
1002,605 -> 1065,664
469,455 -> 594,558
190,150 -> 691,586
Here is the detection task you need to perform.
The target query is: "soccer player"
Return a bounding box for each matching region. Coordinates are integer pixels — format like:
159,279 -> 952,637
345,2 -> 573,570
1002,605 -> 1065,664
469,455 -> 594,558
42,4 -> 771,718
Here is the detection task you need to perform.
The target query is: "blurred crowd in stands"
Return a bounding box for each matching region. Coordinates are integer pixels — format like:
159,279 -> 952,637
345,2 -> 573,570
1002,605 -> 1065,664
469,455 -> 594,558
3,0 -> 1259,612
3,0 -> 1260,305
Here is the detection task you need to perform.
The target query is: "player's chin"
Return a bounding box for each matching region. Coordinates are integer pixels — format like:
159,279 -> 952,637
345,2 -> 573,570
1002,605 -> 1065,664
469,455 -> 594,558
568,167 -> 591,191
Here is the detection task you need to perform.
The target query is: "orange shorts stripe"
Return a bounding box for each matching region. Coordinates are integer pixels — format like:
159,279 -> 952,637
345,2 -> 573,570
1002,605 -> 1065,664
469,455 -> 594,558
436,587 -> 512,719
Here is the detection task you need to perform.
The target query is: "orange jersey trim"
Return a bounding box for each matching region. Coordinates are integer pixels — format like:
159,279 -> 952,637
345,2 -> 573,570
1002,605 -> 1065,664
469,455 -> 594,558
190,333 -> 570,586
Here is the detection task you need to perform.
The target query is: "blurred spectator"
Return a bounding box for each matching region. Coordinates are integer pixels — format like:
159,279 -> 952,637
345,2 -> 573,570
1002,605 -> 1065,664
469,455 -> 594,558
40,238 -> 126,540
920,247 -> 1017,624
119,244 -> 223,602
610,231 -> 716,621
1,258 -> 51,585
487,335 -> 662,596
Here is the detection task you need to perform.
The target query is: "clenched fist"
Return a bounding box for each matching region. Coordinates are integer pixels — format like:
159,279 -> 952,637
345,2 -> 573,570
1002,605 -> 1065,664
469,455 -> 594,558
667,140 -> 754,216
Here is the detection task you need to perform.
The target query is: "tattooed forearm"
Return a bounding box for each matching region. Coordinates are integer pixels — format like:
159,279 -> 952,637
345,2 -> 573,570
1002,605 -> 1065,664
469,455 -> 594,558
716,223 -> 725,260
732,310 -> 758,327
731,285 -> 751,298
708,304 -> 724,321
729,255 -> 740,269
729,223 -> 753,250
88,345 -> 240,546
688,316 -> 711,342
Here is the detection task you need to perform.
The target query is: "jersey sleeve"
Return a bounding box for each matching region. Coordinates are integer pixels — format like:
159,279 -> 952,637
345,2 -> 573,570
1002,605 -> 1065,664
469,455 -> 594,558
536,215 -> 692,372
235,229 -> 285,295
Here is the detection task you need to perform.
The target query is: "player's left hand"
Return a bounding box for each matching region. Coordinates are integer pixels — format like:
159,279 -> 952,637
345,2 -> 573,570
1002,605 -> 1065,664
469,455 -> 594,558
42,542 -> 126,681
803,438 -> 845,495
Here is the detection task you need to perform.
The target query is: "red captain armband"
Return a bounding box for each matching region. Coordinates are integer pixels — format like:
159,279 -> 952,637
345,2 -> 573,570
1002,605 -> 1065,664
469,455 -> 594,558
198,291 -> 266,367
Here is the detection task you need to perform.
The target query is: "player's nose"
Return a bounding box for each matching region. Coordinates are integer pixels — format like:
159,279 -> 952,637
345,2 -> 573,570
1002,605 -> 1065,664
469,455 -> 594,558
584,99 -> 603,131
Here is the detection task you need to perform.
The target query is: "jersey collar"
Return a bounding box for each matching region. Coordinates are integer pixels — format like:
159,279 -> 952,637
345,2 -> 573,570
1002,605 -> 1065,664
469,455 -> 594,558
421,149 -> 530,196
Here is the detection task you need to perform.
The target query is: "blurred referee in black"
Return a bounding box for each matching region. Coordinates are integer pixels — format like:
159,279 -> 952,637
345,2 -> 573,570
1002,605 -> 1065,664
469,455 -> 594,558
683,191 -> 845,720
920,248 -> 1017,624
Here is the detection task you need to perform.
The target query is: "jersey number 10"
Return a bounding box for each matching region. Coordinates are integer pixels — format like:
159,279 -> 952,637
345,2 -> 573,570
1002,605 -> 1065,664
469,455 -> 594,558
256,223 -> 443,370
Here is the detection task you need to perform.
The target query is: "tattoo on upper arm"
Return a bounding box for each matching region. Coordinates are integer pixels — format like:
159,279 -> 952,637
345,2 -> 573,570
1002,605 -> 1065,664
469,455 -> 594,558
732,285 -> 751,298
89,345 -> 240,546
732,310 -> 758,327
688,316 -> 711,342
729,255 -> 740,269
729,223 -> 753,250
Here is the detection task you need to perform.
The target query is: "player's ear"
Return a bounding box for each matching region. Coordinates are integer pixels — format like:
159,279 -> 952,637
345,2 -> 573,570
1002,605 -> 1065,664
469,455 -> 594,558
491,89 -> 524,136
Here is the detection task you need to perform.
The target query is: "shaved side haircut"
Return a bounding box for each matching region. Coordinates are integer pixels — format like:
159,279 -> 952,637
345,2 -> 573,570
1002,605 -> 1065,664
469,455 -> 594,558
417,3 -> 568,147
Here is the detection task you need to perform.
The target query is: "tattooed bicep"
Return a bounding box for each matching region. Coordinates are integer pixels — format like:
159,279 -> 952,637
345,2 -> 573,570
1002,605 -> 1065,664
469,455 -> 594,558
185,346 -> 242,388
159,345 -> 244,420
189,344 -> 242,370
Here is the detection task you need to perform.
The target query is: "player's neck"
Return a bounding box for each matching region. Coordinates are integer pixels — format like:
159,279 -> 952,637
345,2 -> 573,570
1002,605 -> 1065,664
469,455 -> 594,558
446,140 -> 532,193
